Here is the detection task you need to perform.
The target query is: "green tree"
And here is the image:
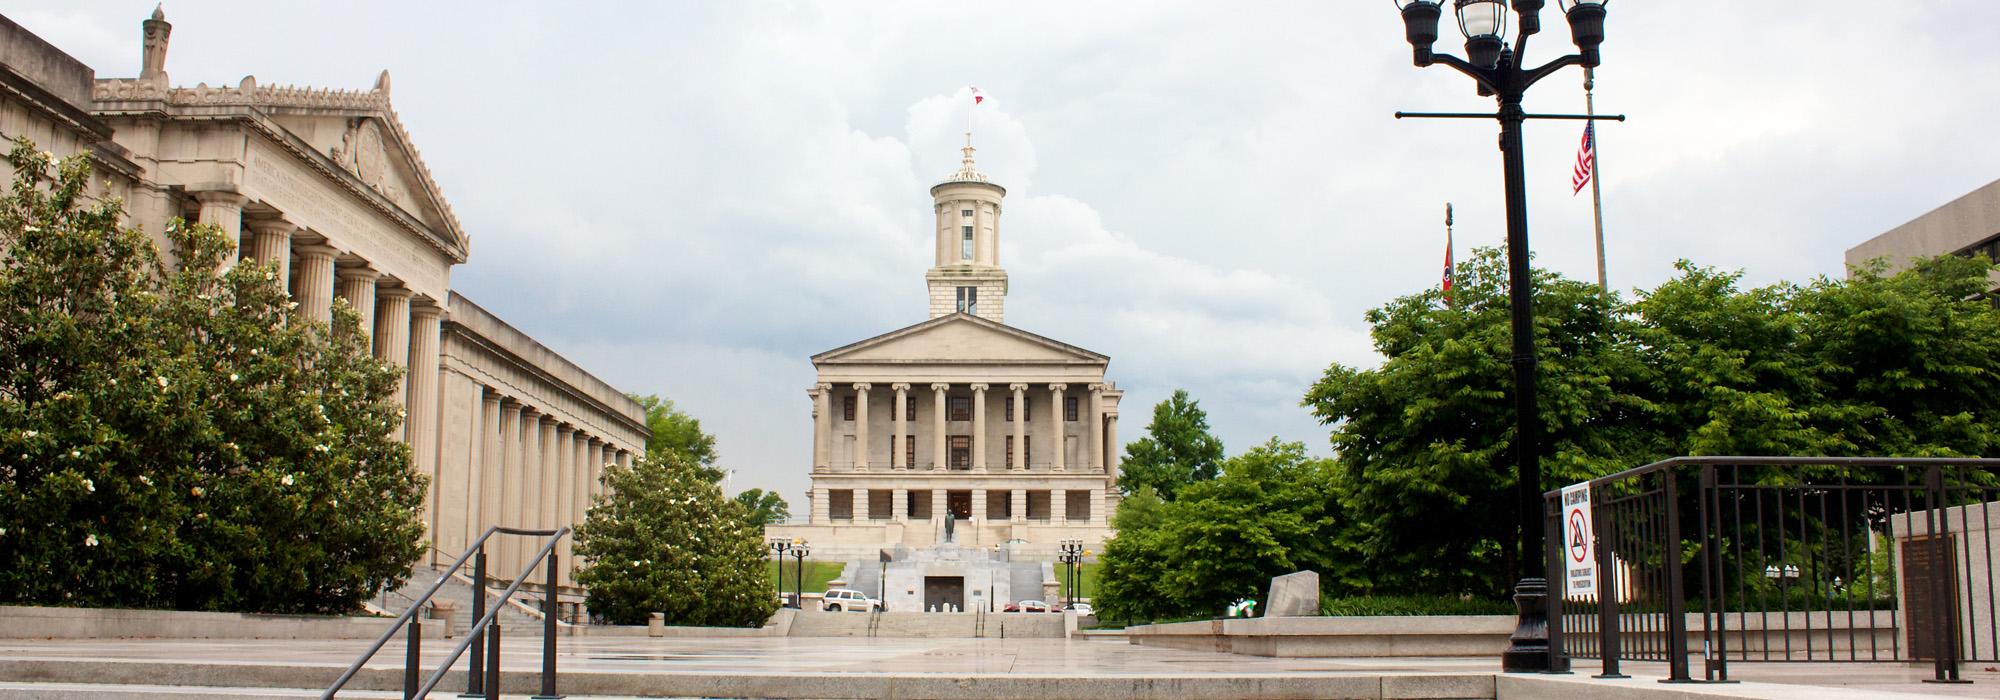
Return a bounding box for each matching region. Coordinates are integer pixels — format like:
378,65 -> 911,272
1115,389 -> 1225,500
1303,248 -> 1647,596
1096,439 -> 1350,621
0,139 -> 426,614
628,393 -> 720,478
733,488 -> 790,527
574,452 -> 776,626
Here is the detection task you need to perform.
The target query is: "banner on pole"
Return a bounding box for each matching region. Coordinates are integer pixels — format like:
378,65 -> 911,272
1561,482 -> 1597,598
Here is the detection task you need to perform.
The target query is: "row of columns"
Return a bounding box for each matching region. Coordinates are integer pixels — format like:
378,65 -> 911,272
820,487 -> 1106,524
201,196 -> 446,466
472,388 -> 633,586
810,382 -> 1117,473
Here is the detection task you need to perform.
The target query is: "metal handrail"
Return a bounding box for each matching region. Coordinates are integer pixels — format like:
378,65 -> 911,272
321,525 -> 567,699
413,526 -> 569,699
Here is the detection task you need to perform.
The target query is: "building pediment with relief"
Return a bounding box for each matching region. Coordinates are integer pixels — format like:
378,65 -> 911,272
814,313 -> 1107,368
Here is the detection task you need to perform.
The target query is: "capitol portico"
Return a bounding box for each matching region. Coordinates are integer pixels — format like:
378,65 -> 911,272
766,141 -> 1123,560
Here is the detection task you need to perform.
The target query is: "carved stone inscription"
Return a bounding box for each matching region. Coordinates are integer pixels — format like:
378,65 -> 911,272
245,142 -> 448,300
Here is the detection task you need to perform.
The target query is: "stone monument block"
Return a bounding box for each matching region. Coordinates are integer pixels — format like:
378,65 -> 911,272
1265,570 -> 1321,617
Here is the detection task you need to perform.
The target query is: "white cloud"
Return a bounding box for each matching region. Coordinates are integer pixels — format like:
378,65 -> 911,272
14,1 -> 2000,502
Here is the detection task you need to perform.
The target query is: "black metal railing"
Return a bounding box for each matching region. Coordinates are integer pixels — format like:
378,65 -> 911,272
1546,456 -> 1999,685
322,525 -> 571,699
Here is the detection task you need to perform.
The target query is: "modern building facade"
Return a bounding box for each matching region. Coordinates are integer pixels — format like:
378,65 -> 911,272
765,141 -> 1124,560
0,11 -> 645,592
1846,177 -> 2000,278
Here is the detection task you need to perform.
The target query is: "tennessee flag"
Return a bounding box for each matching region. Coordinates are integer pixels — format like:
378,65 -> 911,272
1442,203 -> 1455,304
970,86 -> 986,105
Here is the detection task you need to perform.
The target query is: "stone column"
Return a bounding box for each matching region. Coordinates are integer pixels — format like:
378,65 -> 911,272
335,267 -> 380,344
408,303 -> 444,535
1052,489 -> 1068,524
373,288 -> 412,408
1011,489 -> 1027,524
855,487 -> 870,521
1106,412 -> 1121,482
891,383 -> 910,469
852,383 -> 871,471
587,439 -> 605,504
540,418 -> 561,533
810,487 -> 829,525
1048,384 -> 1068,472
1088,384 -> 1106,472
516,408 -> 542,571
559,427 -> 579,586
972,489 -> 987,525
892,487 -> 908,522
1009,384 -> 1027,470
193,190 -> 247,267
293,245 -> 338,326
477,392 -> 502,545
245,218 -> 294,287
571,433 -> 589,529
930,383 -> 949,470
970,383 -> 989,472
812,384 -> 831,471
498,400 -> 524,573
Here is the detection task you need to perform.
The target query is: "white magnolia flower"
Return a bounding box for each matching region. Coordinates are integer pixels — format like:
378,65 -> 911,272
314,444 -> 330,453
107,378 -> 116,385
70,450 -> 81,458
155,376 -> 168,388
22,430 -> 35,438
82,478 -> 93,492
264,271 -> 275,281
229,373 -> 239,382
190,486 -> 205,497
137,475 -> 152,486
0,528 -> 8,536
195,512 -> 207,520
84,534 -> 98,547
280,474 -> 294,486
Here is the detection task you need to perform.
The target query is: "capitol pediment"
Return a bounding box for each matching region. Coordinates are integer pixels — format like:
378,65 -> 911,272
814,313 -> 1107,367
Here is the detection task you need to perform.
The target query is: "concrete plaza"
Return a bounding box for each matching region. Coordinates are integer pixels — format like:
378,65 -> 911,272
0,635 -> 1991,699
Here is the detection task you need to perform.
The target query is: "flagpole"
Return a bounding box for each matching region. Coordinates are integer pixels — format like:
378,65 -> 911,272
1585,67 -> 1608,295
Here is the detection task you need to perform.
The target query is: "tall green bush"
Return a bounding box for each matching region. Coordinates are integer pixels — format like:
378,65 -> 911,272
0,139 -> 426,613
574,452 -> 776,626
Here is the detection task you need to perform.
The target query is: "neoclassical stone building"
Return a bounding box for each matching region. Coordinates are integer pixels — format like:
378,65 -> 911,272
0,11 -> 645,592
767,142 -> 1124,560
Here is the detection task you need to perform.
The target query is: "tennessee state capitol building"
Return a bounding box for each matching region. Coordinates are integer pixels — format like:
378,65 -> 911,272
767,140 -> 1124,559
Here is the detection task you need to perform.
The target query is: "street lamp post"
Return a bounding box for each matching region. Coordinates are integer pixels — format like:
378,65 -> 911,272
1057,540 -> 1083,609
768,539 -> 790,608
1389,0 -> 1612,674
790,539 -> 811,611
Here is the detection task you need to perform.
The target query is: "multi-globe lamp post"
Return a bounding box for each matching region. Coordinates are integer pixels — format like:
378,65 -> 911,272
768,538 -> 791,608
789,539 -> 811,610
1388,0 -> 1611,673
1057,540 -> 1085,609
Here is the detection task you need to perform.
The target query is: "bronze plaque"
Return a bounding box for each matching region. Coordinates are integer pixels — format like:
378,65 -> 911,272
1901,534 -> 1960,660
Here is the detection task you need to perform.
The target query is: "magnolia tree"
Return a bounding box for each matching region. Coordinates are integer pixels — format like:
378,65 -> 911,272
0,140 -> 426,613
574,452 -> 775,626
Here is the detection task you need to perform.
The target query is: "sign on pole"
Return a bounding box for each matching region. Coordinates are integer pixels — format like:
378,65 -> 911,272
1560,481 -> 1597,598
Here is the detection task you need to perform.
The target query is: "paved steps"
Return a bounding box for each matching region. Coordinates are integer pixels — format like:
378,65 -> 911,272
373,566 -> 549,638
785,611 -> 1062,638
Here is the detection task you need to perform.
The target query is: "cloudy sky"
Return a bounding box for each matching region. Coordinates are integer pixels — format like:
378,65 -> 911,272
16,2 -> 2000,508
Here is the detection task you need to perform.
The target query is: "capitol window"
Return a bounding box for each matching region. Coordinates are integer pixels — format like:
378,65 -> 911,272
956,286 -> 977,314
961,225 -> 974,260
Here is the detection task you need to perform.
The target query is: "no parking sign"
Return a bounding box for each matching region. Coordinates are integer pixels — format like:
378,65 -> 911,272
1560,482 -> 1596,598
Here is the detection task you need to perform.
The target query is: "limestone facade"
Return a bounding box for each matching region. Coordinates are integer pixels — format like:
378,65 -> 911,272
0,11 -> 645,592
766,140 -> 1123,560
1846,177 -> 2000,279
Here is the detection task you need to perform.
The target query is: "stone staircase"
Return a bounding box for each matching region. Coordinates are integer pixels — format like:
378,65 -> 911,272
370,565 -> 552,638
786,610 -> 1062,638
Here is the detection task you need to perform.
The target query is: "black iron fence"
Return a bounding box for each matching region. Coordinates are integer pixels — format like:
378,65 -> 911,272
1545,456 -> 2000,684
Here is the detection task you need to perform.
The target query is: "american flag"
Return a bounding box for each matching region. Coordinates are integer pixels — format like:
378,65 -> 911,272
1572,122 -> 1596,195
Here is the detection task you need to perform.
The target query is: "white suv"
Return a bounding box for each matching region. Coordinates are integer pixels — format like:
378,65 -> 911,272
820,589 -> 883,612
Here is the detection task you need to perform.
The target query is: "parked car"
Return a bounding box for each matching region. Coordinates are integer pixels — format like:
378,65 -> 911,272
1067,601 -> 1094,616
1004,600 -> 1051,613
820,588 -> 883,612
